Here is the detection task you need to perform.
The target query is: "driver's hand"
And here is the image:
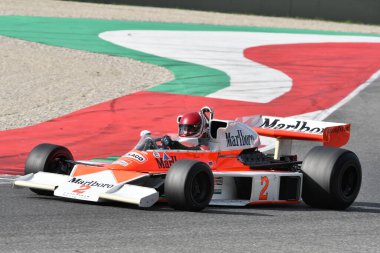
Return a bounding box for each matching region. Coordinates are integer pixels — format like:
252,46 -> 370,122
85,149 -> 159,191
161,135 -> 173,147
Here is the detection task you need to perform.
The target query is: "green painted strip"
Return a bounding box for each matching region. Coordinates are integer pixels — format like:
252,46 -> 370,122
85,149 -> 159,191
0,16 -> 229,96
1,16 -> 379,97
91,156 -> 120,162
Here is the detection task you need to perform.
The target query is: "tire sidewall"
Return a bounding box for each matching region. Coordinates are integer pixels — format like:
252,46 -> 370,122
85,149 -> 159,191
165,159 -> 214,211
183,163 -> 214,210
25,143 -> 73,175
301,146 -> 362,210
330,152 -> 362,208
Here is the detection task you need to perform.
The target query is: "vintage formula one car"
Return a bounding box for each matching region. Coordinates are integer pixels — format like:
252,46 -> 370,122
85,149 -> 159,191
14,110 -> 361,211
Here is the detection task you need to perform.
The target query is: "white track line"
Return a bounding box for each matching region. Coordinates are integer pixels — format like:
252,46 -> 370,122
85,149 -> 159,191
100,30 -> 380,103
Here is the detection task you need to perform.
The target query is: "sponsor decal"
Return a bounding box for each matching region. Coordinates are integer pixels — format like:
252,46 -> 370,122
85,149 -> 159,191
214,177 -> 223,186
153,151 -> 160,158
69,177 -> 114,188
214,177 -> 223,194
72,185 -> 91,194
324,125 -> 350,134
225,130 -> 255,147
124,152 -> 146,163
155,156 -> 177,169
163,153 -> 171,161
260,117 -> 324,134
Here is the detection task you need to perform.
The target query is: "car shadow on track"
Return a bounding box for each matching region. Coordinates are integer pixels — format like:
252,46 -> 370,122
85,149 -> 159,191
26,192 -> 380,215
348,202 -> 380,214
27,194 -> 273,216
238,201 -> 380,214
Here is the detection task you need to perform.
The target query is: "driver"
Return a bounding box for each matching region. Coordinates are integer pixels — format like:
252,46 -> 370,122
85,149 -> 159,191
161,106 -> 213,150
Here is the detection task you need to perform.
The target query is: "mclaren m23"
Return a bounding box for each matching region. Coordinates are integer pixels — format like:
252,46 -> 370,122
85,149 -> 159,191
14,115 -> 361,211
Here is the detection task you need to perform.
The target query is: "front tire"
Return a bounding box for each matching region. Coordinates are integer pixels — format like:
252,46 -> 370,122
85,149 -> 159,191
165,160 -> 214,211
301,146 -> 361,210
25,143 -> 74,195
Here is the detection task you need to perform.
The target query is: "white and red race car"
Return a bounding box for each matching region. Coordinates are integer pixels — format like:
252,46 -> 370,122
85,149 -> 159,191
14,112 -> 361,211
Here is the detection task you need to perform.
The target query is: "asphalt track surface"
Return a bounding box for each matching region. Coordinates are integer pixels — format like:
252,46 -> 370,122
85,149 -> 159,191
0,79 -> 379,252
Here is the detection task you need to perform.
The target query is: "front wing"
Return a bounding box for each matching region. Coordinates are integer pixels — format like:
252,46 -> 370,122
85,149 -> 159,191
14,171 -> 159,208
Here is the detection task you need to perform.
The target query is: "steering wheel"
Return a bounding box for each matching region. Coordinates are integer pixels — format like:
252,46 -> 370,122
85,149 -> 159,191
160,135 -> 173,150
135,136 -> 173,151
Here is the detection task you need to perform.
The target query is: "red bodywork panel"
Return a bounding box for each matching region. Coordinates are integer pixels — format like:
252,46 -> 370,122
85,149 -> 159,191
72,149 -> 250,182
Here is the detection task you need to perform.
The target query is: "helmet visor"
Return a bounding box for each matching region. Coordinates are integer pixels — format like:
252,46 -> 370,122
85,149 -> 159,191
179,124 -> 201,137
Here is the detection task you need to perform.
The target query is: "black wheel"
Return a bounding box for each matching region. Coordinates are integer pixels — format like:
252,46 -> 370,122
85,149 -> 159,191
164,160 -> 214,211
25,143 -> 74,195
301,146 -> 361,210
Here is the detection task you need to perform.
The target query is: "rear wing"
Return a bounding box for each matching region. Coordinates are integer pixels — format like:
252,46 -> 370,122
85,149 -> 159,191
236,115 -> 350,148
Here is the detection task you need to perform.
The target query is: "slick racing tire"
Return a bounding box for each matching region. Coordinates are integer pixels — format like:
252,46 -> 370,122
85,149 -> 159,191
165,160 -> 214,211
301,146 -> 361,210
25,143 -> 74,195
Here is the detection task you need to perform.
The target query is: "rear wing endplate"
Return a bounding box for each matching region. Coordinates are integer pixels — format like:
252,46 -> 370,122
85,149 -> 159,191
236,115 -> 350,147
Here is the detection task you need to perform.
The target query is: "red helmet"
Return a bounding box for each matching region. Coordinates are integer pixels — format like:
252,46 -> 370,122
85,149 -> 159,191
178,112 -> 205,137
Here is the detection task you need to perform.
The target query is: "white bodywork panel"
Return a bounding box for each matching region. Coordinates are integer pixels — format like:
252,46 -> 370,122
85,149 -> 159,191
99,184 -> 159,208
13,171 -> 158,208
209,120 -> 260,151
238,115 -> 347,134
54,170 -> 118,202
274,139 -> 293,159
14,172 -> 71,191
211,171 -> 302,206
236,114 -> 351,157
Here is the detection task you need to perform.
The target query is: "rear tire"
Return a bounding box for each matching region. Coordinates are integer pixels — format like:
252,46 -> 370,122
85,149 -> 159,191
165,160 -> 214,211
25,143 -> 74,195
301,146 -> 361,210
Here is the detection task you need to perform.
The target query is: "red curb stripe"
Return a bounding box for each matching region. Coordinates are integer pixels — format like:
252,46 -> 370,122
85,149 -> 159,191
2,42 -> 380,174
244,42 -> 380,111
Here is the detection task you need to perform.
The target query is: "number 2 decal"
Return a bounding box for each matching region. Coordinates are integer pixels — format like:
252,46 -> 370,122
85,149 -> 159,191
72,185 -> 91,194
259,176 -> 269,200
